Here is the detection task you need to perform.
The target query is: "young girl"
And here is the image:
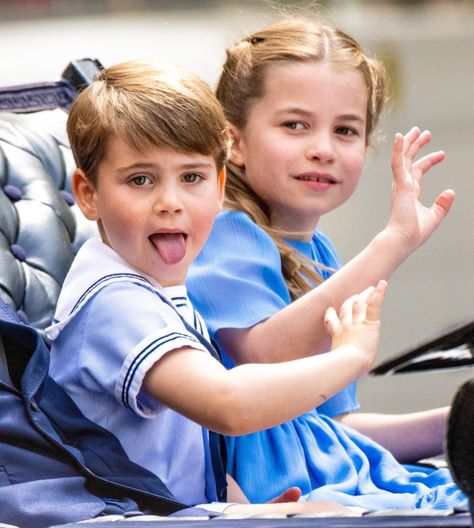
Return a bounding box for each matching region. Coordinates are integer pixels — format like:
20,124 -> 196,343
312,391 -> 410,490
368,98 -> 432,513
187,17 -> 464,510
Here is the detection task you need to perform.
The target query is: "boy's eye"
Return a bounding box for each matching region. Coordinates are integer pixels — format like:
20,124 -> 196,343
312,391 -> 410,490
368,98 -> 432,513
131,175 -> 152,186
183,172 -> 202,184
283,121 -> 306,131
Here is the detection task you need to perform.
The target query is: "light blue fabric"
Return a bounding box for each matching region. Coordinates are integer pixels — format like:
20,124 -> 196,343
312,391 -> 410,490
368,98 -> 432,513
187,210 -> 466,510
188,210 -> 358,416
48,239 -> 215,506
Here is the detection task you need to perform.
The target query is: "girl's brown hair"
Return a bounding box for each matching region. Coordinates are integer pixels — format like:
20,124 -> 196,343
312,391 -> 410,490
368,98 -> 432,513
216,17 -> 388,300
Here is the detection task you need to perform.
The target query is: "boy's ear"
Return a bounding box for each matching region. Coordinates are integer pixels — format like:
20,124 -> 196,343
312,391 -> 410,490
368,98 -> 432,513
217,167 -> 226,208
72,168 -> 99,221
227,122 -> 245,168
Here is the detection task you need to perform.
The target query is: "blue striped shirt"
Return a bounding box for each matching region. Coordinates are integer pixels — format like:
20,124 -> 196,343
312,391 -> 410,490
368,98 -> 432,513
48,238 -> 214,506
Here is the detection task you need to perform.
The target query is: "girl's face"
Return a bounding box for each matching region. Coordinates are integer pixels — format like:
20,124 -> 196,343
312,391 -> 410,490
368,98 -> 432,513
230,61 -> 368,237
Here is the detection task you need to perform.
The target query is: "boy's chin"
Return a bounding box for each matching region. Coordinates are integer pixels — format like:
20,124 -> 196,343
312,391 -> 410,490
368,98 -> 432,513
153,263 -> 189,288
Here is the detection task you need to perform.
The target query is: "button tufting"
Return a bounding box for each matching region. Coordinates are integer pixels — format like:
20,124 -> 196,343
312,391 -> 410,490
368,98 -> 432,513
59,189 -> 75,206
71,241 -> 80,255
10,244 -> 27,261
3,184 -> 23,202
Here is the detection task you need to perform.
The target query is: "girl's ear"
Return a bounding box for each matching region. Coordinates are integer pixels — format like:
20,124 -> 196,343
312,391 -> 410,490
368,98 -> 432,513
227,122 -> 245,168
72,169 -> 99,221
217,167 -> 226,209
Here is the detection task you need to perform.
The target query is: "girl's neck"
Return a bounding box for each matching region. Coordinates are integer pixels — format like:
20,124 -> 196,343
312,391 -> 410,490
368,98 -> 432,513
269,211 -> 320,242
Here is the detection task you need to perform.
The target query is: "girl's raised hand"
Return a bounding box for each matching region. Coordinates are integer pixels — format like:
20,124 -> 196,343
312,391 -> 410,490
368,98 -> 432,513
387,127 -> 455,251
325,280 -> 388,373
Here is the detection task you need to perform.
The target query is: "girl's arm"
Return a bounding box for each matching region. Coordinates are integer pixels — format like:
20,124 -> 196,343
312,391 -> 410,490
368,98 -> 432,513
217,128 -> 455,364
334,406 -> 449,463
143,282 -> 386,436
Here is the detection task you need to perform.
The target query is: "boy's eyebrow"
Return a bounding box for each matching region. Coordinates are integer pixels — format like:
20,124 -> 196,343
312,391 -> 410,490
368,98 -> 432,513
178,161 -> 216,170
115,160 -> 215,173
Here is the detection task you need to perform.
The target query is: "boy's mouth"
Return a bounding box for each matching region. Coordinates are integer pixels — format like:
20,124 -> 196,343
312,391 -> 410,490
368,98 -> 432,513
149,232 -> 187,265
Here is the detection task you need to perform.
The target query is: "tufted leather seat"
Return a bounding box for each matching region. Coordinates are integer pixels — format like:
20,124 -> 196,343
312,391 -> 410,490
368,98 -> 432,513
0,60 -> 101,332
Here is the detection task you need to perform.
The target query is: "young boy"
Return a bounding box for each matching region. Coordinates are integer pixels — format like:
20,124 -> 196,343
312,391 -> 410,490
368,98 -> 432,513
46,60 -> 386,515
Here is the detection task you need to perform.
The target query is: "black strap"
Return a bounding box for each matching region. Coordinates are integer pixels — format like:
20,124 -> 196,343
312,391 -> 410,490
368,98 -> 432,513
178,318 -> 228,503
152,289 -> 228,502
0,58 -> 103,113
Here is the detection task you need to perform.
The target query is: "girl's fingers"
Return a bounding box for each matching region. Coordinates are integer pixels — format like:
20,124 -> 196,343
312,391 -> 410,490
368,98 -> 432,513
391,129 -> 419,183
366,280 -> 388,322
412,150 -> 446,181
392,128 -> 443,191
403,126 -> 422,158
390,133 -> 405,183
429,189 -> 456,227
405,128 -> 432,162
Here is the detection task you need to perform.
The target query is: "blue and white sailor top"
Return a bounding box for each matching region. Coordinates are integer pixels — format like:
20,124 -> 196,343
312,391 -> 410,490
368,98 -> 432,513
47,238 -> 216,506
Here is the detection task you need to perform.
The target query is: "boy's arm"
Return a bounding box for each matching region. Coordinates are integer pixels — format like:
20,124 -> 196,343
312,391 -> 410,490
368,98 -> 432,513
143,282 -> 386,436
334,406 -> 449,463
218,128 -> 454,364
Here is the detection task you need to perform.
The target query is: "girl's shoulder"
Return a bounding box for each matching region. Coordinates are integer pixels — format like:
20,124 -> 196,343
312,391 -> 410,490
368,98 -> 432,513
313,228 -> 341,269
214,210 -> 276,247
313,227 -> 336,249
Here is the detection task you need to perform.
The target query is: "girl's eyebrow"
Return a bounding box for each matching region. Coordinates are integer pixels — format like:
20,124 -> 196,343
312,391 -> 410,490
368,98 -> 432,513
337,113 -> 365,123
275,107 -> 365,123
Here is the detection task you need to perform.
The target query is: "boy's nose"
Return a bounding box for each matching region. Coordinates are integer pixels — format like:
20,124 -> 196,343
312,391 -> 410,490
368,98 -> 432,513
153,187 -> 183,214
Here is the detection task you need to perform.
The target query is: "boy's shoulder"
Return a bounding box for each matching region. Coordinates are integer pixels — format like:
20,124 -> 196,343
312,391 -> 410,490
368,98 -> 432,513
47,238 -> 168,341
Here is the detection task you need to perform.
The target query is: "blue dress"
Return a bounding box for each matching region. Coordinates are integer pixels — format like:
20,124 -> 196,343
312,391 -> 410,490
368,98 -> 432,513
187,210 -> 465,510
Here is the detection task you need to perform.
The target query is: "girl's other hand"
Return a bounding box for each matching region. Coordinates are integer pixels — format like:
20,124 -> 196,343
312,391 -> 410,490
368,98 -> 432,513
387,127 -> 455,251
325,280 -> 388,372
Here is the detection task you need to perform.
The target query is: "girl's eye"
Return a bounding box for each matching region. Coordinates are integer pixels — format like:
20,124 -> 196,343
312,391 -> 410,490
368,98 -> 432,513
183,173 -> 202,184
283,121 -> 306,131
335,126 -> 357,137
131,175 -> 152,186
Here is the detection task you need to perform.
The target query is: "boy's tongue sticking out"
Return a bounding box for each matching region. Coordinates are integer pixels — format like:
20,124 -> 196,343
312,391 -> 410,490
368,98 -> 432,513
150,233 -> 186,264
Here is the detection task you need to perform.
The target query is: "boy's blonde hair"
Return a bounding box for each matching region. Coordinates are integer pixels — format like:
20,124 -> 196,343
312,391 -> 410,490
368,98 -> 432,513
216,17 -> 388,300
67,60 -> 231,184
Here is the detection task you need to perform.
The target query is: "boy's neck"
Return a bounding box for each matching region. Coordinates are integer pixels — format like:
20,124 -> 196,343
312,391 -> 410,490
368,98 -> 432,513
98,237 -> 186,290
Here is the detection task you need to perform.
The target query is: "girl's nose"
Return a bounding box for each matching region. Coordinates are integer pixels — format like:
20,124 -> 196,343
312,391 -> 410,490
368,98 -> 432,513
305,133 -> 335,163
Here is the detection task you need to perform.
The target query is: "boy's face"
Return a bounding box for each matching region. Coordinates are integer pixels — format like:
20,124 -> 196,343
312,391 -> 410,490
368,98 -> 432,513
73,136 -> 225,286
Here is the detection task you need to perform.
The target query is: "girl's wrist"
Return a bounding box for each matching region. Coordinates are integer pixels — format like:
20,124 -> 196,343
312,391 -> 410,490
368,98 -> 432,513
374,227 -> 415,263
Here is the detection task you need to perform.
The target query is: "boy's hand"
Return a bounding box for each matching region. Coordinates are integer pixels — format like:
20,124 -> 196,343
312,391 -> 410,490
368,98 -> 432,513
387,127 -> 455,251
325,280 -> 388,372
